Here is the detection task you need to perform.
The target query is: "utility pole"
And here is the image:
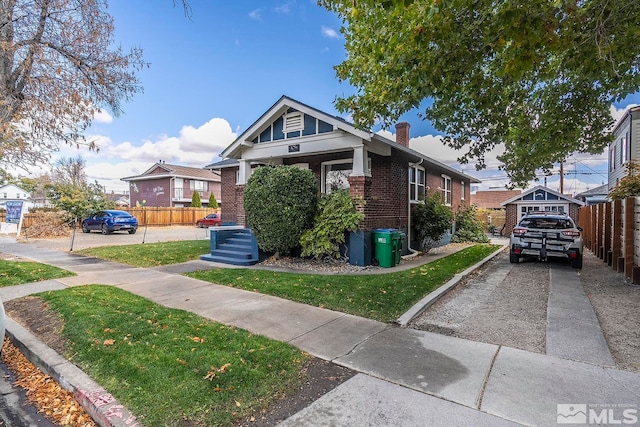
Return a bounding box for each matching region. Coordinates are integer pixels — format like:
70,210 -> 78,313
559,161 -> 564,194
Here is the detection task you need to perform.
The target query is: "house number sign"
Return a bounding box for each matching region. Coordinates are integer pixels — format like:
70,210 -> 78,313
288,144 -> 300,153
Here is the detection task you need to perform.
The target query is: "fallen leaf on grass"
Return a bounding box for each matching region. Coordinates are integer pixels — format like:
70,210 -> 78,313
103,339 -> 115,346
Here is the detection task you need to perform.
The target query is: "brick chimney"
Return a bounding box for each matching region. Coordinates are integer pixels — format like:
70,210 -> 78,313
395,122 -> 410,147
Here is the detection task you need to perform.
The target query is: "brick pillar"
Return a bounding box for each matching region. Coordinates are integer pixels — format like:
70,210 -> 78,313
235,185 -> 246,227
395,122 -> 410,147
348,175 -> 370,225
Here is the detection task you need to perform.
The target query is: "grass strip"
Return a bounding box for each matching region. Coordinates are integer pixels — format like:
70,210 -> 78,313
186,244 -> 501,322
75,240 -> 211,267
39,285 -> 307,427
0,260 -> 74,287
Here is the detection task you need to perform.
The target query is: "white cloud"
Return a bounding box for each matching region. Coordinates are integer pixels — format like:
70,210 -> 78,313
249,9 -> 262,21
274,1 -> 294,14
321,25 -> 339,39
28,117 -> 237,193
610,103 -> 638,125
93,109 -> 113,124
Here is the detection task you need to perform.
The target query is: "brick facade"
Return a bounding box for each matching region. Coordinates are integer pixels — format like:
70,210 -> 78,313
221,168 -> 238,224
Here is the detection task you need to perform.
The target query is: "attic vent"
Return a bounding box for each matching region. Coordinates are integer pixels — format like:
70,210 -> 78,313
283,112 -> 304,132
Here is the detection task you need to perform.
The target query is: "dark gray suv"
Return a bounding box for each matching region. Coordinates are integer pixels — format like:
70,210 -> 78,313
509,213 -> 583,268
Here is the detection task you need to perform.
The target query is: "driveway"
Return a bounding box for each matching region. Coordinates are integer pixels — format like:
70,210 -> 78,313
410,248 -> 640,372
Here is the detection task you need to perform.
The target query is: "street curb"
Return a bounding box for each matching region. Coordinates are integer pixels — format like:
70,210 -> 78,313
395,243 -> 508,327
5,317 -> 139,427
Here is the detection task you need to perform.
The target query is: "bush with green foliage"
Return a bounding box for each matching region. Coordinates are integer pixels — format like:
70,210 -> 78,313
244,166 -> 317,257
191,191 -> 202,207
208,193 -> 218,209
452,203 -> 490,243
300,190 -> 364,260
413,192 -> 454,253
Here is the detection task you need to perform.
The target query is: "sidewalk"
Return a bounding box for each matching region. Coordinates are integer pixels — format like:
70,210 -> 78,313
1,240 -> 639,426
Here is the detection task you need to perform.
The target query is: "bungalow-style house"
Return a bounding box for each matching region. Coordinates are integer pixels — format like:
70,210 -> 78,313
121,162 -> 221,208
608,106 -> 640,191
206,96 -> 480,266
501,185 -> 584,237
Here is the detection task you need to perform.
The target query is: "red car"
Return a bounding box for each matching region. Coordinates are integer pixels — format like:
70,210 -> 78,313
196,213 -> 222,228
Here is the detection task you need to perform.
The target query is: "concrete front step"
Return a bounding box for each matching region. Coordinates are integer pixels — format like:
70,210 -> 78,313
200,253 -> 258,266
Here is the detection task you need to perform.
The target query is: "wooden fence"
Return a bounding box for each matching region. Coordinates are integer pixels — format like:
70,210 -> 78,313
0,207 -> 221,228
578,197 -> 639,284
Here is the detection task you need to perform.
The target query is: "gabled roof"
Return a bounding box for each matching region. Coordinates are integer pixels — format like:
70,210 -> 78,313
121,163 -> 220,182
204,158 -> 240,169
221,95 -> 370,159
219,95 -> 480,183
575,184 -> 609,198
500,185 -> 584,206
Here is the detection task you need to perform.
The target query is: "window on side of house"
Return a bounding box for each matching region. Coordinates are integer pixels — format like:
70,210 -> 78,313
409,165 -> 425,202
441,175 -> 452,206
461,181 -> 465,201
322,159 -> 352,194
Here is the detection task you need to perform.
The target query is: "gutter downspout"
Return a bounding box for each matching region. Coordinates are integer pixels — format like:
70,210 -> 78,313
403,159 -> 423,259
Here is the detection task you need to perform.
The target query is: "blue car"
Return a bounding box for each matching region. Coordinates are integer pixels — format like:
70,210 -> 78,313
81,210 -> 138,235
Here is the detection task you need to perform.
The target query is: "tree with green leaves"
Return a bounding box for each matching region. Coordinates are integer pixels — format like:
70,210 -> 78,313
46,181 -> 114,225
191,191 -> 202,207
320,0 -> 640,187
208,193 -> 218,209
244,166 -> 317,257
412,192 -> 453,253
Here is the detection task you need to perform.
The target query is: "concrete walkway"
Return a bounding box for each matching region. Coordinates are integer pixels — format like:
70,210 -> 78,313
0,241 -> 639,427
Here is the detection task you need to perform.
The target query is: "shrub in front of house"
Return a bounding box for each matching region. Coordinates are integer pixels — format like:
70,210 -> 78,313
244,165 -> 317,257
300,190 -> 364,260
452,203 -> 490,243
208,193 -> 218,209
413,192 -> 454,253
191,191 -> 202,207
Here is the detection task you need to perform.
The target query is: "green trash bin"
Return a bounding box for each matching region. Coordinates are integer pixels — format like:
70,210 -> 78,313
392,230 -> 406,266
373,228 -> 396,268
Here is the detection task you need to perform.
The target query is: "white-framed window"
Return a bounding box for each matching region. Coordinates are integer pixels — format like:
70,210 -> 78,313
461,181 -> 465,201
190,180 -> 208,193
409,165 -> 426,202
322,159 -> 352,194
441,175 -> 452,206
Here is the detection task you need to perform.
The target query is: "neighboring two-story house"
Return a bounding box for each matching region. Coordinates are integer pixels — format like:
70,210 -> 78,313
121,162 -> 221,208
609,106 -> 640,191
206,96 -> 479,266
0,184 -> 32,212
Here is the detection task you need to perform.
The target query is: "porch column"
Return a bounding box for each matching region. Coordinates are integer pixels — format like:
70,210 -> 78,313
237,159 -> 252,185
351,146 -> 370,177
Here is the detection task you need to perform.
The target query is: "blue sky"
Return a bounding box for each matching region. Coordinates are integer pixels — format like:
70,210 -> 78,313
23,1 -> 639,195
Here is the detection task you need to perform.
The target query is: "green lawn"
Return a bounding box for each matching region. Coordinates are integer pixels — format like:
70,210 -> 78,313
0,260 -> 74,287
187,244 -> 501,322
75,240 -> 211,267
39,285 -> 308,427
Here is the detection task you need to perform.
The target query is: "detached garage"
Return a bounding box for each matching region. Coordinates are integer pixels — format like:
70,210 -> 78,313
501,185 -> 584,237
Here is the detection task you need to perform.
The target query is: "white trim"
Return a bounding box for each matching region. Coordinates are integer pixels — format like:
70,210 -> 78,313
409,164 -> 426,202
441,174 -> 452,206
